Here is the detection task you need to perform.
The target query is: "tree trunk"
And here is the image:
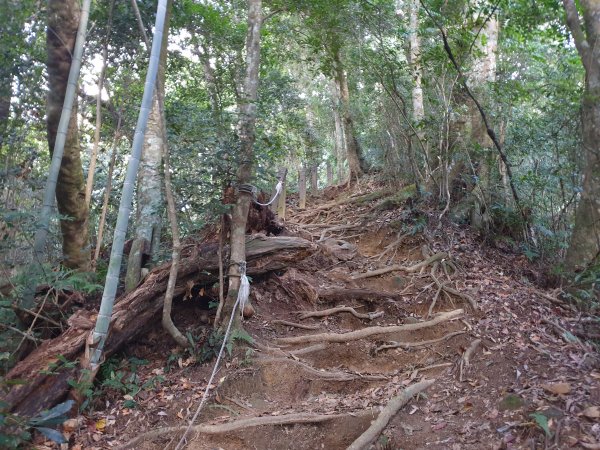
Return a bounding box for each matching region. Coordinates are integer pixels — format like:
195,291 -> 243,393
408,0 -> 429,181
298,166 -> 307,209
273,167 -> 287,220
331,81 -> 346,183
84,0 -> 114,208
333,48 -> 364,181
220,0 -> 263,330
93,120 -> 122,265
562,0 -> 600,271
310,164 -> 318,193
0,76 -> 10,152
47,0 -> 90,271
468,14 -> 499,230
125,1 -> 172,292
326,161 -> 333,186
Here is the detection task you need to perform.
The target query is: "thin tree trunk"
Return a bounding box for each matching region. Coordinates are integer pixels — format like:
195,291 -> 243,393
273,167 -> 287,219
159,83 -> 187,348
84,0 -> 114,208
331,81 -> 345,183
298,166 -> 307,209
46,0 -> 91,272
310,164 -> 318,193
93,115 -> 122,265
408,0 -> 429,181
219,0 -> 263,330
125,0 -> 172,292
326,161 -> 333,186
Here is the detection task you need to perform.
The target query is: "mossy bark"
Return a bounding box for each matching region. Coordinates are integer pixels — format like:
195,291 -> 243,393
46,0 -> 90,271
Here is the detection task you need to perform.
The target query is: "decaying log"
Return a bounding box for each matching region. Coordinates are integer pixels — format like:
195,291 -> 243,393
3,235 -> 316,416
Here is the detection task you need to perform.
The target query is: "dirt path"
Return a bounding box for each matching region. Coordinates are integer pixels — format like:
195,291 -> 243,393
70,182 -> 600,450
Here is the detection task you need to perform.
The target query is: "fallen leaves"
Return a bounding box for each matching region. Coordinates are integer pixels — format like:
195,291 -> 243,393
581,406 -> 600,419
541,382 -> 571,395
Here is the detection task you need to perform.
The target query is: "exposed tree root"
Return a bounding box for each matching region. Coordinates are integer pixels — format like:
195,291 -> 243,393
277,309 -> 463,345
118,411 -> 357,449
258,357 -> 388,381
351,253 -> 448,280
347,379 -> 435,450
271,319 -> 320,330
298,306 -> 384,321
459,338 -> 482,381
428,263 -> 477,312
374,330 -> 466,354
318,288 -> 402,303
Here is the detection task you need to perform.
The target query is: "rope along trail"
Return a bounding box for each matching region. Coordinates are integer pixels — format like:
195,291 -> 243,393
173,263 -> 250,450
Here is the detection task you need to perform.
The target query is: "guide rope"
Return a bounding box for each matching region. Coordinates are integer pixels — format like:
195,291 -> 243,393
238,179 -> 283,207
173,261 -> 250,450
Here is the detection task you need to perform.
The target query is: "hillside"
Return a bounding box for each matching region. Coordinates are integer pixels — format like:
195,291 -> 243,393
44,180 -> 600,450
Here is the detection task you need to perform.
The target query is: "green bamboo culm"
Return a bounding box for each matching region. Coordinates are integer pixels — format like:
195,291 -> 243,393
89,0 -> 170,368
20,0 -> 93,310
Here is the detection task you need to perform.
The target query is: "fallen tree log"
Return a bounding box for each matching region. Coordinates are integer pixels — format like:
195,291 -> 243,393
3,235 -> 316,416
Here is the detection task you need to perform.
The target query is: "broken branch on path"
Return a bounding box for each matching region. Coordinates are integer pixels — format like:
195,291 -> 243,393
271,319 -> 320,330
351,252 -> 448,280
347,379 -> 435,450
374,330 -> 466,354
277,309 -> 463,345
298,306 -> 384,321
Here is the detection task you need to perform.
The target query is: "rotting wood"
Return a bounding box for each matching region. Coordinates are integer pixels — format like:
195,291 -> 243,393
3,235 -> 316,416
299,306 -> 383,321
374,330 -> 466,354
277,309 -> 463,345
118,411 -> 371,449
271,319 -> 320,330
351,252 -> 448,280
347,379 -> 435,450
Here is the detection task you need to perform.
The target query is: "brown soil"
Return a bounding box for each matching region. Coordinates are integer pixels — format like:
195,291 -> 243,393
62,178 -> 600,450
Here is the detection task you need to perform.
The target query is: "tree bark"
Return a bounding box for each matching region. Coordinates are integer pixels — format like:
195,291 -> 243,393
333,47 -> 365,181
3,235 -> 316,416
47,0 -> 90,271
562,0 -> 600,271
310,164 -> 318,193
220,0 -> 263,329
125,0 -> 172,291
331,81 -> 346,183
298,166 -> 307,209
408,0 -> 429,181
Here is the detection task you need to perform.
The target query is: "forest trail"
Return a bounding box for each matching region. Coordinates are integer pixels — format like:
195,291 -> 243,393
73,180 -> 599,450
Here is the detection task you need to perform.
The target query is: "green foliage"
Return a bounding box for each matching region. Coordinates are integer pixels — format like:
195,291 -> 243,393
530,412 -> 552,437
0,380 -> 73,449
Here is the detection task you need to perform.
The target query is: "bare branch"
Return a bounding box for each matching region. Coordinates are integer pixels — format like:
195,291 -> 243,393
562,0 -> 590,67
